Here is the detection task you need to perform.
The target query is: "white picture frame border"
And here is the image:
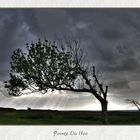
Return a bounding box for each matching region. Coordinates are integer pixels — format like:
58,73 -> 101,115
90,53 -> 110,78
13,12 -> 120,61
0,0 -> 139,140
0,0 -> 140,8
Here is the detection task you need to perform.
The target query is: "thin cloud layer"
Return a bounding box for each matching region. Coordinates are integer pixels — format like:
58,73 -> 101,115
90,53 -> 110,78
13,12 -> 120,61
0,82 -> 132,110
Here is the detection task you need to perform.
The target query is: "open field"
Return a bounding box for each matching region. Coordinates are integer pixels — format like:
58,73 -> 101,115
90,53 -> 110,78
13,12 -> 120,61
0,108 -> 139,125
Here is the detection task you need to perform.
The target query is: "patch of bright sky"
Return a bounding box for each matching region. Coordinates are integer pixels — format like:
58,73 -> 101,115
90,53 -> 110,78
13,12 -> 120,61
0,87 -> 137,110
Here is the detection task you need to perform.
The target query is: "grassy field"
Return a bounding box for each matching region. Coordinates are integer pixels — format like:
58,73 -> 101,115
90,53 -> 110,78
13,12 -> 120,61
0,108 -> 140,125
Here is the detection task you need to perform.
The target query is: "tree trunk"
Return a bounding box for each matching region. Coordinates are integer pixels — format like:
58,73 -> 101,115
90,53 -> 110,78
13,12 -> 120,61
101,101 -> 108,124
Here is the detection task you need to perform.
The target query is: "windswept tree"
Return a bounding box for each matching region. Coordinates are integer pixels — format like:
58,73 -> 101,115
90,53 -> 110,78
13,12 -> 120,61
5,39 -> 109,124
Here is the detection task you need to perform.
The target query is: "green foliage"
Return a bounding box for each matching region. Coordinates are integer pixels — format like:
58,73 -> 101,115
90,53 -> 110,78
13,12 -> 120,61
6,39 -> 81,95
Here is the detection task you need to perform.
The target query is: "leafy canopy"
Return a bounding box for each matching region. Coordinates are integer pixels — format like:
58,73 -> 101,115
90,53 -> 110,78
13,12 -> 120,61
5,39 -> 84,96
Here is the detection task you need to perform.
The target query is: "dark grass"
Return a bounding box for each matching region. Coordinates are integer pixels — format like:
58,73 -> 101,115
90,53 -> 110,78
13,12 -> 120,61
0,108 -> 139,125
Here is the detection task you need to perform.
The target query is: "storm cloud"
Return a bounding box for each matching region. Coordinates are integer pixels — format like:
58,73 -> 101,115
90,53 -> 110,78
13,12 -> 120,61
0,9 -> 140,109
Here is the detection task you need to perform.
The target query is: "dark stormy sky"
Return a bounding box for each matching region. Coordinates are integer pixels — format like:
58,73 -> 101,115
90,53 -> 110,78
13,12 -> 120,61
0,9 -> 140,110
